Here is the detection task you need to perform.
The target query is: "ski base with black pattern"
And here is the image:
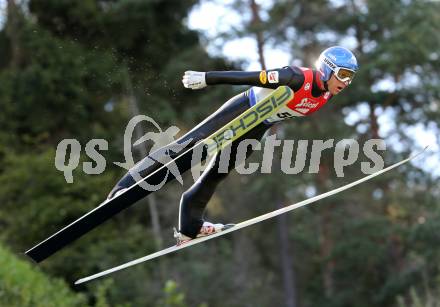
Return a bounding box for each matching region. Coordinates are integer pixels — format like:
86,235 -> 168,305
25,86 -> 294,263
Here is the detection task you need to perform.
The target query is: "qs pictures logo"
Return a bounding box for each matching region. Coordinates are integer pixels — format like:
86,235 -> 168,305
55,115 -> 192,191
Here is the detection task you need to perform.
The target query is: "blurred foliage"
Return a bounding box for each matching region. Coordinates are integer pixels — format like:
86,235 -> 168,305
0,243 -> 86,306
0,0 -> 439,306
157,280 -> 208,307
397,284 -> 440,307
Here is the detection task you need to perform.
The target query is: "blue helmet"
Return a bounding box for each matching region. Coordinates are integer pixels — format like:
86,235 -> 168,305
316,46 -> 359,82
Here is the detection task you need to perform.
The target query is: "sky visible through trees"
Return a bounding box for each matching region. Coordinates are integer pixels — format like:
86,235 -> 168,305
188,0 -> 439,177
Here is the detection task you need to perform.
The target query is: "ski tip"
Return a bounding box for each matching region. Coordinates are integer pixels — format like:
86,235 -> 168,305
74,278 -> 86,285
411,145 -> 430,160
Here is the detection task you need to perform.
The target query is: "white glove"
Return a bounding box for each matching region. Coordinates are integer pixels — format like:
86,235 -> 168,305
182,71 -> 207,90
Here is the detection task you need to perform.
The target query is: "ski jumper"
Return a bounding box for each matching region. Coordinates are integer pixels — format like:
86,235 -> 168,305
108,66 -> 332,238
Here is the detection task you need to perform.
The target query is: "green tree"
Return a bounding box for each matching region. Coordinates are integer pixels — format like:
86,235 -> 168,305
0,242 -> 86,306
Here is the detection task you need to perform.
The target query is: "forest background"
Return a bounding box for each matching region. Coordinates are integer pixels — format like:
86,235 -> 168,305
0,0 -> 439,306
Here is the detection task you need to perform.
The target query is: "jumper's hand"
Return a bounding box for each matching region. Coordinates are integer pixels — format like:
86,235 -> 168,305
182,71 -> 207,90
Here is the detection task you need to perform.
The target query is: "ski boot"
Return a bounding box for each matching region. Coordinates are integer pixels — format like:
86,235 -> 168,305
174,221 -> 235,246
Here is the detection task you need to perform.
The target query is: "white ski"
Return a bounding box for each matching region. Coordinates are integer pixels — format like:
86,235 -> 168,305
75,147 -> 427,285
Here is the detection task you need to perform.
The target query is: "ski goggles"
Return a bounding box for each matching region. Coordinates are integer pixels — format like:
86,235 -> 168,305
323,56 -> 356,83
333,67 -> 356,84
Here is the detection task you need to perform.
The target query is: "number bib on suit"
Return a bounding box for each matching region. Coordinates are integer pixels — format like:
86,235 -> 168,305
249,68 -> 332,123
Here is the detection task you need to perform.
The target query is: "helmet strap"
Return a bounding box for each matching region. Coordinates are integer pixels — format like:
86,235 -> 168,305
324,71 -> 335,91
316,70 -> 328,91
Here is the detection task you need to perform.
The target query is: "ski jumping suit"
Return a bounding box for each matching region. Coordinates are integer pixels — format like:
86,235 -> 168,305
109,66 -> 332,238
